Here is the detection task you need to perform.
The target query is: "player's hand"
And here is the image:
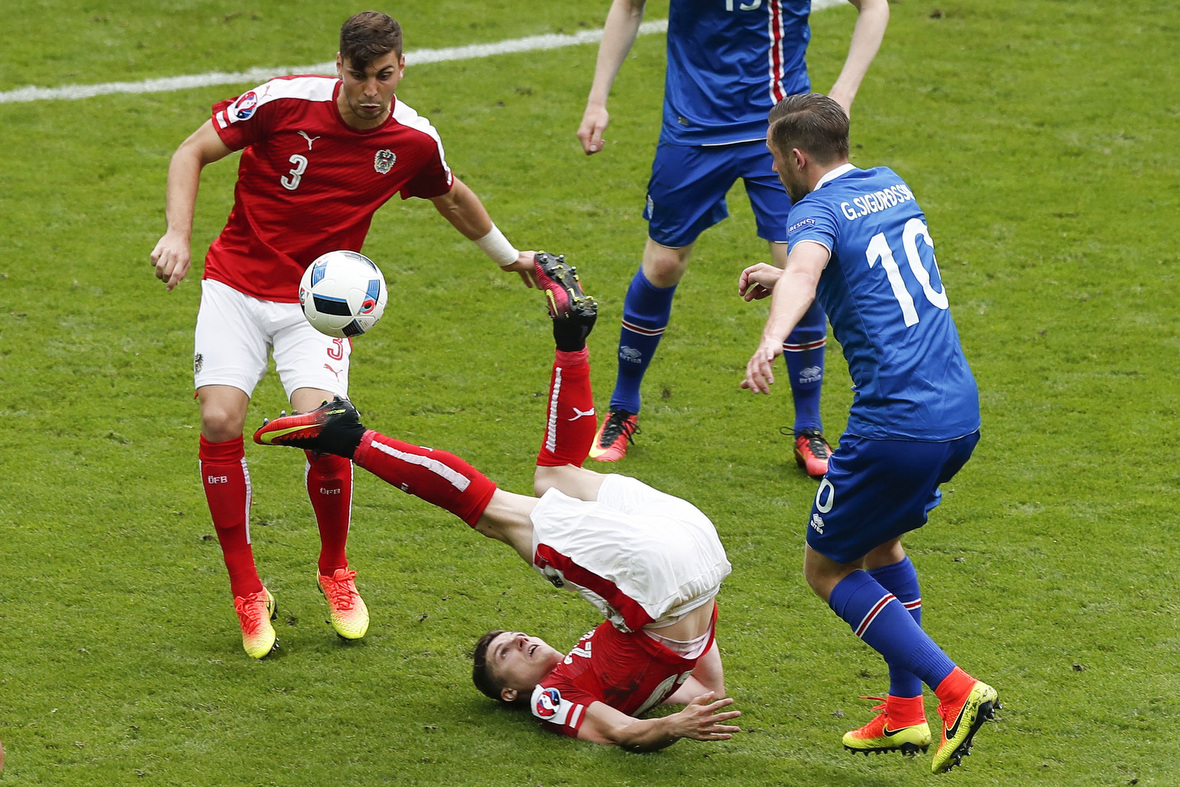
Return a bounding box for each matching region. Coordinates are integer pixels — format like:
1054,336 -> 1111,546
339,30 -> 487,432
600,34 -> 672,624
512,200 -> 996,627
577,105 -> 610,155
150,231 -> 192,291
501,251 -> 539,288
738,263 -> 782,302
669,692 -> 741,742
742,338 -> 781,394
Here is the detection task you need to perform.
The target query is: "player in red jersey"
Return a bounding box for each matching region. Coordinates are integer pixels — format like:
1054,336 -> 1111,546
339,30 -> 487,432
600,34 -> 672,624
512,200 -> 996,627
254,255 -> 741,750
149,12 -> 540,659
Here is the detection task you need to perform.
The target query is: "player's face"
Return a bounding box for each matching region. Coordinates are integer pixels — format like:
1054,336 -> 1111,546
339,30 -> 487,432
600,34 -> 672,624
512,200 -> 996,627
336,52 -> 404,129
767,132 -> 808,203
487,631 -> 564,697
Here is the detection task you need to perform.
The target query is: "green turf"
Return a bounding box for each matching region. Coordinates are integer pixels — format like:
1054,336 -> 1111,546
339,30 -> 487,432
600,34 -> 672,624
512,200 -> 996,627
1,0 -> 1177,784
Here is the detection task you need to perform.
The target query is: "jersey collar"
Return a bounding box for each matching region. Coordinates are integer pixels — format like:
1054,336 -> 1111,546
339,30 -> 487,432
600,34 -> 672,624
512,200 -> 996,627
815,162 -> 857,190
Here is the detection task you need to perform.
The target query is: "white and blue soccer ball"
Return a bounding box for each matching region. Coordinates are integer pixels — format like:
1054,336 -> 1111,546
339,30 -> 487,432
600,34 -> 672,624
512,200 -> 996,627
298,250 -> 388,338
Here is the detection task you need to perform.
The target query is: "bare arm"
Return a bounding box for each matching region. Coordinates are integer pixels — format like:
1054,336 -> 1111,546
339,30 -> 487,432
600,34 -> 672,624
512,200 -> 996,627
429,177 -> 538,287
742,242 -> 830,394
575,693 -> 741,752
827,0 -> 890,115
149,120 -> 234,290
577,0 -> 647,154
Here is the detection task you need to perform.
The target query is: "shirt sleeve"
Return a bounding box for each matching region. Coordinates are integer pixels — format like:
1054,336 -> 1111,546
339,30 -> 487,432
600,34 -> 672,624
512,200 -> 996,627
530,680 -> 593,738
398,150 -> 453,200
785,198 -> 839,256
211,82 -> 275,152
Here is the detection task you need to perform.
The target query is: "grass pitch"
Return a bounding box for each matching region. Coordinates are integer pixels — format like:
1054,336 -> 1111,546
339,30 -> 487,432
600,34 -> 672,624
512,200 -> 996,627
0,1 -> 1177,785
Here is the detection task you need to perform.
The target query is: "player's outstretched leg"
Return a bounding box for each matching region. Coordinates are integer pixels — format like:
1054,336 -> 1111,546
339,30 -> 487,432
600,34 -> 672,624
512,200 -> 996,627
254,397 -> 366,457
842,695 -> 931,756
255,399 -> 497,528
930,676 -> 1000,774
534,251 -> 596,324
536,260 -> 599,469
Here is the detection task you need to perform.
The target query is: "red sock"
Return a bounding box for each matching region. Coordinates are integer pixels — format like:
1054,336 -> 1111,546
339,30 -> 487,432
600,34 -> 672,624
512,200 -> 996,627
353,430 -> 497,526
885,694 -> 927,726
536,348 -> 597,467
934,666 -> 976,704
306,451 -> 353,575
199,435 -> 263,597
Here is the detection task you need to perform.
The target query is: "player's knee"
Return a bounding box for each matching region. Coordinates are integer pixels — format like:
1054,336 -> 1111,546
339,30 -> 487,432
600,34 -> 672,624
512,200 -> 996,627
200,407 -> 246,442
641,243 -> 690,287
802,563 -> 828,599
533,466 -> 558,497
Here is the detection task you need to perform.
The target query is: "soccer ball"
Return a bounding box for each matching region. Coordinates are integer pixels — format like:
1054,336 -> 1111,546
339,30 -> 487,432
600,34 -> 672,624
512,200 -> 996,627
298,250 -> 388,338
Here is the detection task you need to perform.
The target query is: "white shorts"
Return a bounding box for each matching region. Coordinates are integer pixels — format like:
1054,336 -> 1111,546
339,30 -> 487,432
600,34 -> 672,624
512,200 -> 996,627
194,279 -> 351,400
530,475 -> 732,631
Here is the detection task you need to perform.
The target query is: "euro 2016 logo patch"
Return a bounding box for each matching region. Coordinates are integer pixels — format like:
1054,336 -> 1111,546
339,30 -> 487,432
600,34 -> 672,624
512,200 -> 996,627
374,149 -> 396,174
534,687 -> 561,719
229,91 -> 259,122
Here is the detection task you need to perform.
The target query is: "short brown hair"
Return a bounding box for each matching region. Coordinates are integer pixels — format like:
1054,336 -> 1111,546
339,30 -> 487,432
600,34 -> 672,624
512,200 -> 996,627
472,629 -> 507,701
768,93 -> 850,165
339,11 -> 403,71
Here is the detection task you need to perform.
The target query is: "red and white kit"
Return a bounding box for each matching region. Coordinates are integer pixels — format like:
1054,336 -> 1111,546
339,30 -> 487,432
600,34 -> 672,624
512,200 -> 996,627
208,75 -> 453,302
531,607 -> 720,737
529,475 -> 730,631
526,474 -> 731,736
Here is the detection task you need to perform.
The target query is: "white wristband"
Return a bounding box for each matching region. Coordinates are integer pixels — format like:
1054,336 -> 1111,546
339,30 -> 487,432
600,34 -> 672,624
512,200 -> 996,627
474,225 -> 520,268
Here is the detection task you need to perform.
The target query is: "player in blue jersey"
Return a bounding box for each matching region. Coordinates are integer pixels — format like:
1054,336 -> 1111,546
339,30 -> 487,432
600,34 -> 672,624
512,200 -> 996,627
740,93 -> 999,774
577,0 -> 889,474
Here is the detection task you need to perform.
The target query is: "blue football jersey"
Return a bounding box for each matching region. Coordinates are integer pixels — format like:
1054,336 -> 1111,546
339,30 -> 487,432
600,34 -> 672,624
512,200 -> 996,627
786,166 -> 980,441
663,0 -> 812,145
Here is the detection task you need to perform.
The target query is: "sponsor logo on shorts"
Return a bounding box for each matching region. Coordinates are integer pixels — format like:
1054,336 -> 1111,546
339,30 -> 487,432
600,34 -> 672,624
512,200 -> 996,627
788,217 -> 816,233
374,149 -> 396,174
534,687 -> 561,718
809,512 -> 825,534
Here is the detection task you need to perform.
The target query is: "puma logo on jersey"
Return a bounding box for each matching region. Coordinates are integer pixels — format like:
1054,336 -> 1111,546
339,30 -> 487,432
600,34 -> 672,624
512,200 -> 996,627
297,130 -> 321,150
569,407 -> 596,422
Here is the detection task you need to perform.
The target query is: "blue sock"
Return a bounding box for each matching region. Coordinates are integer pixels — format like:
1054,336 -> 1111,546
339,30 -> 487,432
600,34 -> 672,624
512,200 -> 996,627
610,269 -> 676,414
781,299 -> 826,432
868,557 -> 924,698
828,570 -> 956,691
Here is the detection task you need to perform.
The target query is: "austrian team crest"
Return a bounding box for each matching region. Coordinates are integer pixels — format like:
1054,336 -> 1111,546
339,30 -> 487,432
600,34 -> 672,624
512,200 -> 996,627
373,149 -> 396,174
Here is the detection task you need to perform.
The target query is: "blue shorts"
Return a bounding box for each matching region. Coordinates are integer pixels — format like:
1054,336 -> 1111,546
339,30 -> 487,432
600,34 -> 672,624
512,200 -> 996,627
806,432 -> 980,564
644,140 -> 793,248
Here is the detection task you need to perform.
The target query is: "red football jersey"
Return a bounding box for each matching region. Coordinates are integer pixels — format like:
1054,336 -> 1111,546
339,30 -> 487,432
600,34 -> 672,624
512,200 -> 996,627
205,75 -> 453,302
529,610 -> 717,738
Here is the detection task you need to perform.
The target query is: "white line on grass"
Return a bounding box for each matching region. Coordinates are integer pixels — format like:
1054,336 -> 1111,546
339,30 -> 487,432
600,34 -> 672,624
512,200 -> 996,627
0,1 -> 846,104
